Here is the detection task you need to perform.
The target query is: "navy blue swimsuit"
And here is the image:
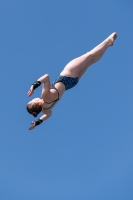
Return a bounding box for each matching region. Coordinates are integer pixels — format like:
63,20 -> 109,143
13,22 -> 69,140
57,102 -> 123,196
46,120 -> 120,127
43,75 -> 78,110
52,75 -> 78,90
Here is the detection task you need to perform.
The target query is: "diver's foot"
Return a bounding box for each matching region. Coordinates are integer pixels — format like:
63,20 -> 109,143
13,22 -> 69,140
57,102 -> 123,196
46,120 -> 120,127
107,32 -> 118,47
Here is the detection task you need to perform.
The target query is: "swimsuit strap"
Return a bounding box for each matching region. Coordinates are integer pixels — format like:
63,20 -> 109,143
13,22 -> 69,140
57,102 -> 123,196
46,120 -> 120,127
43,85 -> 59,110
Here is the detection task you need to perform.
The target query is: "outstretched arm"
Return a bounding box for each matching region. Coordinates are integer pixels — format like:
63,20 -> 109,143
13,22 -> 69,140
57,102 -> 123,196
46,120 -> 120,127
27,74 -> 50,97
28,109 -> 52,130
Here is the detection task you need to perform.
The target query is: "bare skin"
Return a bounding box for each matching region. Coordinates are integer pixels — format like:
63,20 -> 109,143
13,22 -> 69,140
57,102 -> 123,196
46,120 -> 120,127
27,32 -> 117,130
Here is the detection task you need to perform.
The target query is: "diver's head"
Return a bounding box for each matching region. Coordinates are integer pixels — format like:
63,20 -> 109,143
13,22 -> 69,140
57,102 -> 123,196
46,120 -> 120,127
26,98 -> 43,117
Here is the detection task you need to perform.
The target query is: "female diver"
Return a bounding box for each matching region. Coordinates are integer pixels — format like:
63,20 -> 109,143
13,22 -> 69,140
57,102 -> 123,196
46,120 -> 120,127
27,32 -> 117,130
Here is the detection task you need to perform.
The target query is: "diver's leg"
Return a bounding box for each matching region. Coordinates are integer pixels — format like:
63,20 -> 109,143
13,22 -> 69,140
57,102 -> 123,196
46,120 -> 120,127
60,32 -> 117,79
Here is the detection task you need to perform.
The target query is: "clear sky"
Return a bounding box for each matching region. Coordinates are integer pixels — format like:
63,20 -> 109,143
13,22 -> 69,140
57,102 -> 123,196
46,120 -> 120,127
0,0 -> 133,199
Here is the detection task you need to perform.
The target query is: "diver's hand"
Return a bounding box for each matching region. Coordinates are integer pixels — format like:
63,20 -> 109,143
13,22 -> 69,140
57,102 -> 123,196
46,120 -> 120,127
27,85 -> 34,97
28,121 -> 36,130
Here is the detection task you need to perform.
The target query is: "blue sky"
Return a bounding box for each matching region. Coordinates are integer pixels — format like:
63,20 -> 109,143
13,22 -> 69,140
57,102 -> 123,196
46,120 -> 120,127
0,0 -> 133,199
